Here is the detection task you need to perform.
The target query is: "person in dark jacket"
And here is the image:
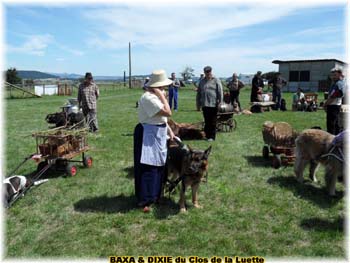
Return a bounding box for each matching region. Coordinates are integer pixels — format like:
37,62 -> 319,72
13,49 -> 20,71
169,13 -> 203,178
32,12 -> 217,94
250,71 -> 264,102
227,72 -> 244,111
197,66 -> 223,141
268,72 -> 287,110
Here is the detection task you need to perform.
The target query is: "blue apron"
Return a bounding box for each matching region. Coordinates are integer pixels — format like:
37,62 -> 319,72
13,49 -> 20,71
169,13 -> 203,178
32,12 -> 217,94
140,123 -> 167,166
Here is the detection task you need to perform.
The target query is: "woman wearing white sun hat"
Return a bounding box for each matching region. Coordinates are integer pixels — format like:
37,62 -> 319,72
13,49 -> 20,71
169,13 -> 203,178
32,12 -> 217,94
134,69 -> 175,212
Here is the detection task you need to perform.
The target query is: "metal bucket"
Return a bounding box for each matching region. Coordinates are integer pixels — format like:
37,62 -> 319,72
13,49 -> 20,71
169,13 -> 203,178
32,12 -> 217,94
68,98 -> 79,106
218,103 -> 234,113
62,104 -> 79,114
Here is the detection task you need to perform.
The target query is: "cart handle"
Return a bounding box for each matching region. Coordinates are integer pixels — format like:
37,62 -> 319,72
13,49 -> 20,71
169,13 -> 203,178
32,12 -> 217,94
6,154 -> 37,177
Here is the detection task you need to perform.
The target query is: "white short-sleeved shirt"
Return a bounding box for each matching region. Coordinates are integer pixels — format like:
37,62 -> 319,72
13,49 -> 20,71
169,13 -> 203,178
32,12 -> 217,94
138,91 -> 167,125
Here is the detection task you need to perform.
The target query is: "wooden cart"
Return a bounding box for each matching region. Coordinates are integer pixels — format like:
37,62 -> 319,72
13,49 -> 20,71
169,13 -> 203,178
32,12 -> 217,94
262,121 -> 297,169
33,127 -> 93,176
216,112 -> 237,132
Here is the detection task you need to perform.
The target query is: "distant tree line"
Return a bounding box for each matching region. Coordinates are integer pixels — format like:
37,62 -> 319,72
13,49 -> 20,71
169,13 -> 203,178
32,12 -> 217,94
6,68 -> 22,84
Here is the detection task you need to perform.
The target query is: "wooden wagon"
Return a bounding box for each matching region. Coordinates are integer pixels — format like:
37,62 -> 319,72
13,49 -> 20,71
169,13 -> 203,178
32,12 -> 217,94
262,121 -> 298,168
216,103 -> 238,132
32,127 -> 93,176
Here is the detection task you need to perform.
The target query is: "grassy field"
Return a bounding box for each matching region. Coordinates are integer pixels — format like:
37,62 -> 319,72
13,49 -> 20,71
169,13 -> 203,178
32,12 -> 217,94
4,85 -> 345,259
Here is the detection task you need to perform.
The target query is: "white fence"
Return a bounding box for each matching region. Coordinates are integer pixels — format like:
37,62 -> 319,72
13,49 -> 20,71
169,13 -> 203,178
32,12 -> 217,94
34,84 -> 58,96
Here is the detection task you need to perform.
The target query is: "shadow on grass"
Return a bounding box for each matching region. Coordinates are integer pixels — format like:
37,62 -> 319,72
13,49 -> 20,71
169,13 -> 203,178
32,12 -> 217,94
267,175 -> 343,208
244,155 -> 271,167
28,168 -> 65,180
122,166 -> 134,179
153,198 -> 180,219
300,217 -> 344,232
121,133 -> 134,137
74,194 -> 137,213
73,194 -> 179,219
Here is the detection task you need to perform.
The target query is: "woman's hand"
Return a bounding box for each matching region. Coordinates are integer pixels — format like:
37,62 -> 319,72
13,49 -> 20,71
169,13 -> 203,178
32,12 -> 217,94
151,88 -> 166,99
167,123 -> 175,140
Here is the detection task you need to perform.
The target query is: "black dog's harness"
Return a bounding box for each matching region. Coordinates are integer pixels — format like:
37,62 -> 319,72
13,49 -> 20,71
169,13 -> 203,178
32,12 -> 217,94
321,145 -> 344,163
320,131 -> 346,164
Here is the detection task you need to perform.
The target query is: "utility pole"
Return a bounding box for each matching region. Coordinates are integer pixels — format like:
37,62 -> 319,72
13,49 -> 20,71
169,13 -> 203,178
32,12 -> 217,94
123,70 -> 126,87
129,42 -> 132,89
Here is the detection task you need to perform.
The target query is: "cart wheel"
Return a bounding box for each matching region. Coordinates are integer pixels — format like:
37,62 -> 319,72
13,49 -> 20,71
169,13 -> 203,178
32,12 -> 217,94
272,155 -> 282,169
231,119 -> 237,131
262,146 -> 269,159
66,164 -> 77,176
83,155 -> 93,168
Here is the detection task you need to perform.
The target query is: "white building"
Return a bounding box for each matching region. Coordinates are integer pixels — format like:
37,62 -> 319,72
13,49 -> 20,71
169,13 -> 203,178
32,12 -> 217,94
272,59 -> 347,92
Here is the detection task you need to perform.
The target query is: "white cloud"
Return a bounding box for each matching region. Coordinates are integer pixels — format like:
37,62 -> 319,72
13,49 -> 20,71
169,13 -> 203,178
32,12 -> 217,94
7,34 -> 53,56
82,1 -> 345,50
7,33 -> 84,57
293,26 -> 342,37
83,4 -> 294,50
55,43 -> 84,56
126,39 -> 346,76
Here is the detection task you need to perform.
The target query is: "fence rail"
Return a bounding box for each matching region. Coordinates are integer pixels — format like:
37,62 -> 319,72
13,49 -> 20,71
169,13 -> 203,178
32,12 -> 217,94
4,81 -> 140,99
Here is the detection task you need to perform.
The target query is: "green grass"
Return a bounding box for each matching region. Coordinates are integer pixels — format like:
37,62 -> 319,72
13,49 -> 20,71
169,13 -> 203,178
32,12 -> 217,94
5,86 -> 345,259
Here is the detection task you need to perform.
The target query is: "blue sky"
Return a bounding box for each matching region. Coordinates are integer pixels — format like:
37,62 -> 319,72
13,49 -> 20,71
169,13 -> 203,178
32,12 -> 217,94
4,1 -> 348,77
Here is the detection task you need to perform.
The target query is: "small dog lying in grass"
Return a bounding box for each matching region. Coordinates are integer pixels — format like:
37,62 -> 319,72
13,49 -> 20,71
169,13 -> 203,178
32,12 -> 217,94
294,129 -> 344,196
3,175 -> 30,207
3,175 -> 49,208
166,139 -> 211,212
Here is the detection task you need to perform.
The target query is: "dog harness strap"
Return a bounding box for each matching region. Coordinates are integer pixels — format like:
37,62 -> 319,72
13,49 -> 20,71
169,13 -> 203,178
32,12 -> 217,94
167,175 -> 185,193
321,146 -> 344,163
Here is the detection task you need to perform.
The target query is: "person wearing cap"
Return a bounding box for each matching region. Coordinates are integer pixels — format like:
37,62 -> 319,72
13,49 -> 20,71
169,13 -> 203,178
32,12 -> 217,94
268,72 -> 287,110
227,72 -> 244,111
250,71 -> 264,102
324,68 -> 345,135
134,69 -> 175,212
168,72 -> 181,112
197,66 -> 223,141
78,72 -> 99,132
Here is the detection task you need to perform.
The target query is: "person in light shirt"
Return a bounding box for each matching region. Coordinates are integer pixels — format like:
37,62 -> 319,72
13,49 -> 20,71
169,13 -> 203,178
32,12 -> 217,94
134,69 -> 175,212
292,88 -> 306,111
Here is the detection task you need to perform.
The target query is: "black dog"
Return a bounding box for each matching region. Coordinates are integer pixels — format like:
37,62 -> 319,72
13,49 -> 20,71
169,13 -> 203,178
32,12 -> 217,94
280,99 -> 287,111
46,112 -> 85,128
46,112 -> 67,127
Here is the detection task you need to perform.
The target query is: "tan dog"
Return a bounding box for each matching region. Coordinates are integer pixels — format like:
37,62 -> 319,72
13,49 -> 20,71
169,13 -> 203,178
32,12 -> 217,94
166,141 -> 211,212
294,129 -> 344,196
168,119 -> 205,140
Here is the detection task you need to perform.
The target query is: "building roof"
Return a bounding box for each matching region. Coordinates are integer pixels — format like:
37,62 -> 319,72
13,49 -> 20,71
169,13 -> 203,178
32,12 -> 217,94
272,59 -> 347,65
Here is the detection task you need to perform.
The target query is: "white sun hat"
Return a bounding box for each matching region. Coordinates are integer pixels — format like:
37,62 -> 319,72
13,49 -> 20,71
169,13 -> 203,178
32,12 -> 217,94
148,69 -> 173,88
